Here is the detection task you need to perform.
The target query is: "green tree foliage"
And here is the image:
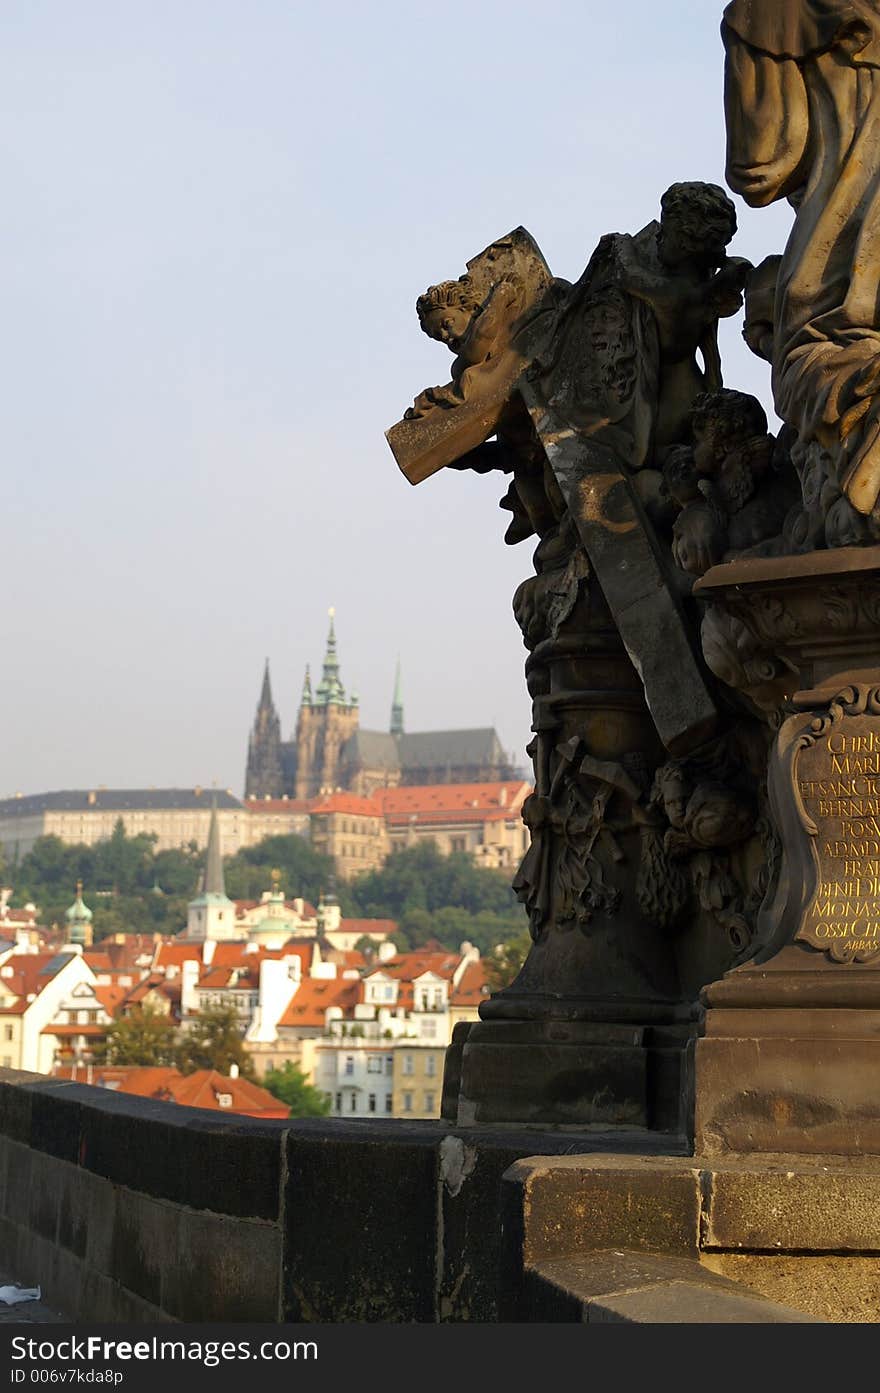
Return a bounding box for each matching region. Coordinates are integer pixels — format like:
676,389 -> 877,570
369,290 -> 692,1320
223,835 -> 338,907
261,1061 -> 331,1117
483,930 -> 532,992
7,823 -> 327,941
348,844 -> 527,953
98,1004 -> 178,1066
7,823 -> 525,958
175,1002 -> 256,1079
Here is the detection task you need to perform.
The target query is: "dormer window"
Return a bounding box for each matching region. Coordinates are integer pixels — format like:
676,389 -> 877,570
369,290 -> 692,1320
215,1092 -> 232,1108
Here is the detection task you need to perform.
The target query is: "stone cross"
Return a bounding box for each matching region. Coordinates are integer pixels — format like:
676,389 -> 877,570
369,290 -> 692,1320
386,227 -> 720,757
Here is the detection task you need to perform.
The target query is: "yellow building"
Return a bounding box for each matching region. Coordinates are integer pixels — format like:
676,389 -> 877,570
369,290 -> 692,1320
392,1043 -> 445,1119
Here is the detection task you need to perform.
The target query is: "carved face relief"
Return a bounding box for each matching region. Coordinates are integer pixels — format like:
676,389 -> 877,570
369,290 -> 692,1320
421,302 -> 473,353
692,423 -> 724,477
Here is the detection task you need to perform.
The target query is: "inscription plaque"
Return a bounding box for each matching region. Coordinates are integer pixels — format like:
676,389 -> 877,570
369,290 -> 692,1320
794,692 -> 880,963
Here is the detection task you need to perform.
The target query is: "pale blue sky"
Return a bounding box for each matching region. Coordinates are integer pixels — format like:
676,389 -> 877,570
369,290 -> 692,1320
1,2 -> 792,795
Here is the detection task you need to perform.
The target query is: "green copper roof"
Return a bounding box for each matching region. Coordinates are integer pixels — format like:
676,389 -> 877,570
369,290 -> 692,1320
66,883 -> 92,945
65,885 -> 93,924
314,608 -> 347,707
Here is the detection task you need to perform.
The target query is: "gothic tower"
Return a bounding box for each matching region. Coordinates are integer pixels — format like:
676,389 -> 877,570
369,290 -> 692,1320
390,658 -> 404,737
244,660 -> 283,797
293,609 -> 360,798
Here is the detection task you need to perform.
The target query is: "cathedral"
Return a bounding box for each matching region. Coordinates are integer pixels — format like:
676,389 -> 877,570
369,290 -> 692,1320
244,612 -> 516,799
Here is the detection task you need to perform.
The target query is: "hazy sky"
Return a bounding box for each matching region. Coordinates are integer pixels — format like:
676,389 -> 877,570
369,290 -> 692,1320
1,1 -> 793,797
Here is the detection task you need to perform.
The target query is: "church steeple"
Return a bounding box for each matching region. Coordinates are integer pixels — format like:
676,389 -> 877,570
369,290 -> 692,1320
244,658 -> 283,797
203,799 -> 226,897
184,797 -> 236,941
314,607 -> 347,707
259,658 -> 273,710
390,658 -> 404,736
301,664 -> 313,708
65,881 -> 93,949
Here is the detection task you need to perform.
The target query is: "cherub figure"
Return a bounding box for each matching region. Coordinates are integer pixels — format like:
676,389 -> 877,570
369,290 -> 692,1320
665,444 -> 728,578
404,278 -> 488,418
544,182 -> 751,468
689,389 -> 798,562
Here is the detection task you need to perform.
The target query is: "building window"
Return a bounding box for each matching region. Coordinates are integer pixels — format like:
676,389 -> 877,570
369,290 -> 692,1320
367,1056 -> 382,1073
402,1092 -> 413,1113
385,1055 -> 393,1075
421,1020 -> 438,1039
368,1093 -> 376,1113
425,1055 -> 437,1077
402,1054 -> 413,1076
216,1093 -> 232,1108
3,1026 -> 12,1042
349,1093 -> 357,1112
424,1092 -> 436,1113
385,1094 -> 393,1113
344,1055 -> 354,1076
335,1092 -> 342,1113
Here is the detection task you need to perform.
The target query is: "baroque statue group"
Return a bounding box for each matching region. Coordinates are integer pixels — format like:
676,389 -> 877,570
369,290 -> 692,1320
387,1 -> 880,1153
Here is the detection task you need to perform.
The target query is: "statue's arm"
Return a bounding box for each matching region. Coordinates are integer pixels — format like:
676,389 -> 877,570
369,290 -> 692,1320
722,22 -> 811,208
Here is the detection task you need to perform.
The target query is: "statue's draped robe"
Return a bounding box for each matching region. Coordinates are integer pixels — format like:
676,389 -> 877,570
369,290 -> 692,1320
723,0 -> 880,514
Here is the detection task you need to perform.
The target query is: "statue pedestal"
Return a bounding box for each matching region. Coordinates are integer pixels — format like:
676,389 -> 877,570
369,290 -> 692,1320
694,548 -> 880,1155
442,578 -> 706,1135
445,1017 -> 695,1131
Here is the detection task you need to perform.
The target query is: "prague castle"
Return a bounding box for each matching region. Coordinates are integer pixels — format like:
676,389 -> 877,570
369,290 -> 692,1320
244,611 -> 516,799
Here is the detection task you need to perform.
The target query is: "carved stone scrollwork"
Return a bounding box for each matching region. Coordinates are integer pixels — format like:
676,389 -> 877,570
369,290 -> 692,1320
756,684 -> 880,966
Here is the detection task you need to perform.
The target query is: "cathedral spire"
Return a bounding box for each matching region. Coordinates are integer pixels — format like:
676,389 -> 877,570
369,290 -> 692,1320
203,798 -> 226,897
301,664 -> 313,708
259,658 -> 273,710
314,606 -> 347,707
390,657 -> 404,736
244,657 -> 283,797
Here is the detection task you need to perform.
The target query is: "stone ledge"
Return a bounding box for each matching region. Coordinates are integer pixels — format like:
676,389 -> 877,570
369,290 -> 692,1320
522,1253 -> 817,1322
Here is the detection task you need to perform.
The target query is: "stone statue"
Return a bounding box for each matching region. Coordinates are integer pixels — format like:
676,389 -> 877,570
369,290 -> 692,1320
664,390 -> 799,580
387,185 -> 778,1130
723,0 -> 880,527
542,181 -> 749,463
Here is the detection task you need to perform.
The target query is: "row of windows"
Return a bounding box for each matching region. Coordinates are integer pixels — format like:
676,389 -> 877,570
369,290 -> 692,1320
332,1091 -> 438,1114
335,1092 -> 393,1113
401,1054 -> 437,1075
344,1054 -> 393,1076
401,1092 -> 436,1113
342,1053 -> 439,1077
337,844 -> 376,861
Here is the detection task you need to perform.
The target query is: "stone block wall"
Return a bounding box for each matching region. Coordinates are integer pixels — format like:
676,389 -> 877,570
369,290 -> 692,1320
0,1068 -> 633,1323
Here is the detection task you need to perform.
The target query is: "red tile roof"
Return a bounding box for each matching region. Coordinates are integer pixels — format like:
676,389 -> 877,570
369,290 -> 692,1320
52,1065 -> 289,1118
309,792 -> 384,817
276,977 -> 361,1029
0,952 -> 73,1005
376,781 -> 530,822
163,1070 -> 289,1118
243,798 -> 311,814
363,951 -> 460,982
152,943 -> 203,969
331,919 -> 397,938
93,985 -> 128,1015
450,960 -> 489,1006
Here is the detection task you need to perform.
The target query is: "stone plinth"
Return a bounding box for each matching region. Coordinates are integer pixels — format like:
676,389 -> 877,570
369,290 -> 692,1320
693,548 -> 880,1155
